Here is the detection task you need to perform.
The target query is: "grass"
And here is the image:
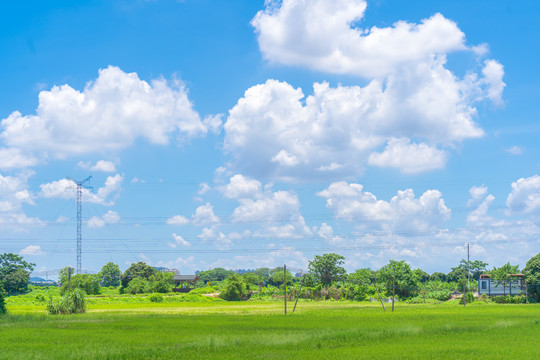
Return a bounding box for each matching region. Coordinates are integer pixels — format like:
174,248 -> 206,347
1,300 -> 539,359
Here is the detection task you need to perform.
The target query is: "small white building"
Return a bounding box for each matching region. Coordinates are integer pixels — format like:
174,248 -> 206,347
478,274 -> 525,296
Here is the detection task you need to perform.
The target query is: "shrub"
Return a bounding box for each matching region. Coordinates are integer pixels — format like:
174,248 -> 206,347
125,277 -> 150,294
220,274 -> 247,301
35,294 -> 46,303
189,286 -> 216,295
47,288 -> 86,315
460,292 -> 475,304
148,293 -> 163,303
492,295 -> 526,304
0,283 -> 6,314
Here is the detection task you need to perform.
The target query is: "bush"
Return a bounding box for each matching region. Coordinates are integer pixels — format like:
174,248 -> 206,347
47,288 -> 86,315
189,286 -> 216,295
492,295 -> 526,304
0,283 -> 6,314
148,293 -> 163,303
35,294 -> 46,303
460,292 -> 475,305
125,277 -> 150,294
220,274 -> 247,301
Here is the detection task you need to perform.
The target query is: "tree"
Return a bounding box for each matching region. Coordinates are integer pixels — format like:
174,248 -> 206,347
148,272 -> 174,293
268,267 -> 294,287
414,269 -> 430,283
241,272 -> 263,289
196,268 -> 234,283
0,253 -> 35,294
121,262 -> 157,287
377,260 -> 419,298
99,262 -> 121,287
308,253 -> 347,287
429,272 -> 446,282
253,268 -> 271,282
0,283 -> 6,315
452,259 -> 489,281
523,253 -> 540,301
220,274 -> 247,301
59,266 -> 74,287
491,262 -> 520,296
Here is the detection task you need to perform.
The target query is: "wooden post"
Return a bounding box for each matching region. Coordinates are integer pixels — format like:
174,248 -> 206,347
372,279 -> 386,312
284,265 -> 287,315
392,266 -> 396,312
68,266 -> 72,292
293,275 -> 305,313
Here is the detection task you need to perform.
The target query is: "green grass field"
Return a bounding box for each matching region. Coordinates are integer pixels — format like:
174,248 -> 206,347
1,301 -> 539,359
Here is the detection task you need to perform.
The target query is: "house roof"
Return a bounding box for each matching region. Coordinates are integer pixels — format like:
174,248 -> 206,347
173,274 -> 199,281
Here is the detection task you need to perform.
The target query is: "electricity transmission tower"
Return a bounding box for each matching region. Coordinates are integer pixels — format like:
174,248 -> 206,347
67,176 -> 92,274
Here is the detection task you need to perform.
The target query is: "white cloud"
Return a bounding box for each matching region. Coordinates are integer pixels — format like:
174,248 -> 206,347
0,66 -> 216,163
198,182 -> 210,195
481,59 -> 505,106
506,175 -> 540,215
318,182 -> 451,232
228,0 -> 505,180
192,203 -> 220,226
167,233 -> 190,248
0,148 -> 39,170
505,146 -> 524,155
318,222 -> 343,244
252,0 -> 466,78
87,210 -> 120,228
368,138 -> 447,173
78,160 -> 118,172
166,215 -> 190,225
233,190 -> 300,222
39,174 -> 124,206
224,69 -> 494,180
220,174 -> 262,199
467,185 -> 488,207
0,171 -> 43,229
20,245 -> 45,256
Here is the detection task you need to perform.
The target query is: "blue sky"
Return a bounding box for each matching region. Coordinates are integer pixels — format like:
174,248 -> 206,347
1,0 -> 539,278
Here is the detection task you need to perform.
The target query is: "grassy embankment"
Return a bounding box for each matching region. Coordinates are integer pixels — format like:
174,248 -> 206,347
1,298 -> 539,359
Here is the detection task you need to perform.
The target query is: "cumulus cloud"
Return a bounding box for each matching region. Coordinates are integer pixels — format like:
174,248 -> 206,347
20,245 -> 45,256
87,210 -> 120,228
0,171 -> 43,228
318,181 -> 451,232
192,203 -> 220,226
78,160 -> 118,172
224,65 -> 496,179
220,0 -> 506,180
0,148 -> 39,170
252,0 -> 467,78
167,233 -> 191,248
39,174 -> 124,206
0,66 -> 216,164
220,174 -> 262,199
166,215 -> 190,225
506,175 -> 540,215
368,138 -> 447,173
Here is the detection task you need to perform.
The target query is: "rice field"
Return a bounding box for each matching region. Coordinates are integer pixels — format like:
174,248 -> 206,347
1,301 -> 539,359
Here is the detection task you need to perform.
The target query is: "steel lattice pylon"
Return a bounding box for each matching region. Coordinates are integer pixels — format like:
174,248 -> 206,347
67,176 -> 92,274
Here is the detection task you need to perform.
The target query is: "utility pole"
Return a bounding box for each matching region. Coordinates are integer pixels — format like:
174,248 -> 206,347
284,264 -> 287,315
293,275 -> 305,313
68,266 -> 72,292
467,242 -> 470,292
392,266 -> 396,312
67,176 -> 92,274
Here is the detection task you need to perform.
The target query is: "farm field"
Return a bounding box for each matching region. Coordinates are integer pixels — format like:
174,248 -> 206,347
1,301 -> 539,359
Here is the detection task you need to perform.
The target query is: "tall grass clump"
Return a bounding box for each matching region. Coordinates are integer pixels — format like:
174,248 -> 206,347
47,288 -> 87,315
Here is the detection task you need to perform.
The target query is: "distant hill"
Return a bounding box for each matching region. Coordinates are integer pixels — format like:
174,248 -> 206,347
30,277 -> 56,285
